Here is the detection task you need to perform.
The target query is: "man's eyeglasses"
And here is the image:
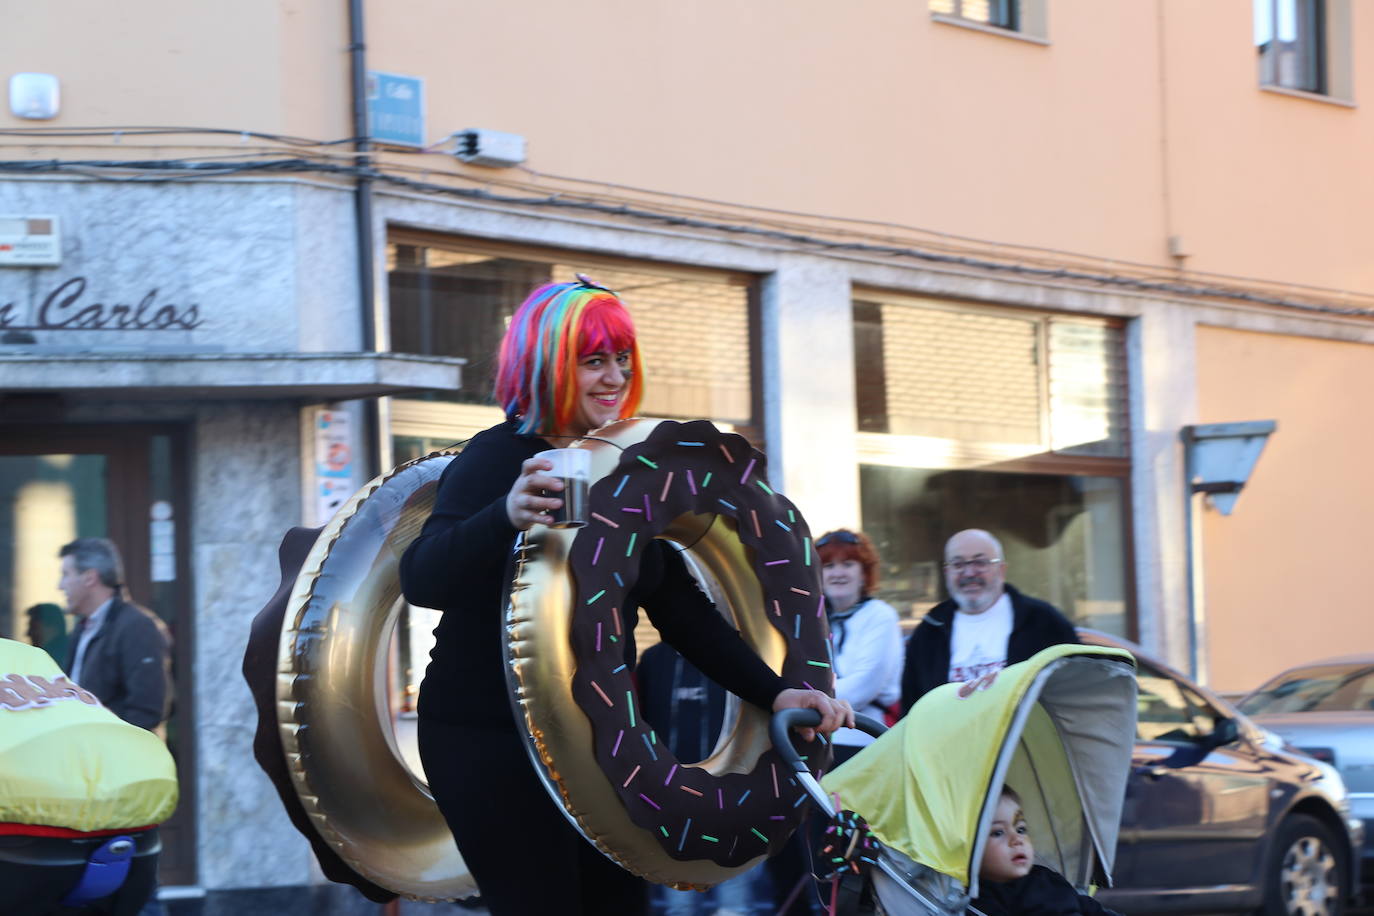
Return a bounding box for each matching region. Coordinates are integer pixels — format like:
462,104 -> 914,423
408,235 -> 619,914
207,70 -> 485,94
943,557 -> 1001,573
816,530 -> 861,548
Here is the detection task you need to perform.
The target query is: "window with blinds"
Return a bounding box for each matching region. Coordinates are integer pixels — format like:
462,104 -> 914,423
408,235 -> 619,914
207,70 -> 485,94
852,297 -> 1128,458
852,294 -> 1133,638
386,236 -> 759,445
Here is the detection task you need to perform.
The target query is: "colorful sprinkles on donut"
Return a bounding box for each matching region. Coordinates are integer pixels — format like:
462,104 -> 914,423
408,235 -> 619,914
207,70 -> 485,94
566,419 -> 833,867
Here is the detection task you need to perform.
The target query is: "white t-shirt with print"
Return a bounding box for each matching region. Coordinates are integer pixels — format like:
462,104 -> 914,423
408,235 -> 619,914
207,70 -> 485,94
947,591 -> 1013,684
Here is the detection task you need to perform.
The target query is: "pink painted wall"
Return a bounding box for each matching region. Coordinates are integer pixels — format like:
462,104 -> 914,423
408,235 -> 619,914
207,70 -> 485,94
6,2 -> 1370,297
1196,325 -> 1374,693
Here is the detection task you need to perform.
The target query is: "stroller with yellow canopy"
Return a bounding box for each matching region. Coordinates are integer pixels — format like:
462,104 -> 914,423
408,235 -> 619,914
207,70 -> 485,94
773,644 -> 1138,916
0,638 -> 178,915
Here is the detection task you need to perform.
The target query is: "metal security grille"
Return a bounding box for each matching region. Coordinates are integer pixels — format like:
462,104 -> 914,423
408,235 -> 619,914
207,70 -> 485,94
877,302 -> 1042,443
386,237 -> 756,434
853,297 -> 1127,458
575,268 -> 753,426
1048,319 -> 1129,457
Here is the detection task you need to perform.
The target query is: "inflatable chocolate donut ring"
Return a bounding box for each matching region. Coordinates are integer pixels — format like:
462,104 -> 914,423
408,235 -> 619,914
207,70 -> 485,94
506,418 -> 834,889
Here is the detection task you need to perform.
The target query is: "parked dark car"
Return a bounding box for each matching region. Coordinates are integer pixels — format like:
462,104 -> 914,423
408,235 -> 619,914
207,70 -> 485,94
1237,655 -> 1374,884
1079,630 -> 1362,915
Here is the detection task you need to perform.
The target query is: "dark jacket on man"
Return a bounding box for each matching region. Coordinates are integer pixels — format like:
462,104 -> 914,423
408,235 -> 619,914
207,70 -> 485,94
66,598 -> 172,730
900,584 -> 1077,713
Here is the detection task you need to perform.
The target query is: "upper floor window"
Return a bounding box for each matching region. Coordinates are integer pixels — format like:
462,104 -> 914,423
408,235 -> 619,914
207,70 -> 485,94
1255,0 -> 1351,101
1256,0 -> 1326,93
930,0 -> 1018,30
928,0 -> 1047,40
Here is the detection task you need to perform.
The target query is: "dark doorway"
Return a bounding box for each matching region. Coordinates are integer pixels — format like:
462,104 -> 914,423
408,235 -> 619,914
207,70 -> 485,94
0,423 -> 197,886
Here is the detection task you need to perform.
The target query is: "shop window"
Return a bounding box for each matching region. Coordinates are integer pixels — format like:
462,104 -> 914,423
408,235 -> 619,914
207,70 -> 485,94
853,294 -> 1131,636
386,235 -> 758,448
1256,0 -> 1351,99
860,465 -> 1128,636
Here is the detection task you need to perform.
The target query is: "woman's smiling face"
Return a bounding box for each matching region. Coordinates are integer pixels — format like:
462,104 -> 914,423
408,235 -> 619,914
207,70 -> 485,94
821,558 -> 864,609
562,348 -> 632,437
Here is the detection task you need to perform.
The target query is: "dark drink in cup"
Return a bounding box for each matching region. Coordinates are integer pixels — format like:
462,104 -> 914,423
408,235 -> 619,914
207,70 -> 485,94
553,476 -> 590,528
536,448 -> 591,528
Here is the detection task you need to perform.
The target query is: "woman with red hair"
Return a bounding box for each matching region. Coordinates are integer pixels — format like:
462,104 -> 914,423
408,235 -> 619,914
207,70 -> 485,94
767,528 -> 903,914
814,528 -> 903,766
400,276 -> 851,916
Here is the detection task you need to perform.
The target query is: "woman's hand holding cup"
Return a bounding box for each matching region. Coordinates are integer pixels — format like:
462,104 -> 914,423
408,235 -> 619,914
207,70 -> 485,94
506,449 -> 592,530
506,456 -> 563,530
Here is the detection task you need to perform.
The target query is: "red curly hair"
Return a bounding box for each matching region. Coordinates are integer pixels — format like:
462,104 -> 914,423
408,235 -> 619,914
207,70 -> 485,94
816,529 -> 881,595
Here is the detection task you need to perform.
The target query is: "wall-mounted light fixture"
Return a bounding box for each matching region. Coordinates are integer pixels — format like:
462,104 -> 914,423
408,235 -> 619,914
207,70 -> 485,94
1181,419 -> 1277,684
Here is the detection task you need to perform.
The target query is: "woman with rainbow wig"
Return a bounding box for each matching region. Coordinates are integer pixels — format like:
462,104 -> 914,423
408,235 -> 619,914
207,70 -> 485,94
400,277 -> 851,915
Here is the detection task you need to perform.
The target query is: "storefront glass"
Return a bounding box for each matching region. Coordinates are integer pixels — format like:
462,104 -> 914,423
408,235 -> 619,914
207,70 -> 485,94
853,293 -> 1132,636
860,465 -> 1129,635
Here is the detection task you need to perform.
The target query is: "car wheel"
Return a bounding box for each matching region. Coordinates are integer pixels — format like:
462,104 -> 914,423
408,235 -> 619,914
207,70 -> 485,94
1262,813 -> 1345,916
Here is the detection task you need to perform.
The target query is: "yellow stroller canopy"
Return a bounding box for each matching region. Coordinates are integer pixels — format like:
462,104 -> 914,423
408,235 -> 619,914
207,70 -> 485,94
0,639 -> 178,832
822,645 -> 1136,903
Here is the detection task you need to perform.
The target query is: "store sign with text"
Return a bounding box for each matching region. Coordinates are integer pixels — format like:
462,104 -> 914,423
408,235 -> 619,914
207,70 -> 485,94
0,276 -> 202,331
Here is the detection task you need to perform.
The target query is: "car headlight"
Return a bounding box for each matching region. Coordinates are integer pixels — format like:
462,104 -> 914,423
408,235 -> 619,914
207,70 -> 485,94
1308,760 -> 1351,813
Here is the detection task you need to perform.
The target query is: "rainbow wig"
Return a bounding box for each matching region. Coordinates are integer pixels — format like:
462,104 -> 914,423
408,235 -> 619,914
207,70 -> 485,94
495,278 -> 645,436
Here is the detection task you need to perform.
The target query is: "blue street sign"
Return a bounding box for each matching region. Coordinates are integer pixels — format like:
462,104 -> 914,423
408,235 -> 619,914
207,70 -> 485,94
366,71 -> 425,147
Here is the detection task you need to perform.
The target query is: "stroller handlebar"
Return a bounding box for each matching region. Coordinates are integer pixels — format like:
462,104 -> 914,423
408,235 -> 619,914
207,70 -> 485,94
770,709 -> 888,773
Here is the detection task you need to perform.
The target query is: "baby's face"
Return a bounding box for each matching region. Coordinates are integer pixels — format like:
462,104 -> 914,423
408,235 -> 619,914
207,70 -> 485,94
980,794 -> 1034,882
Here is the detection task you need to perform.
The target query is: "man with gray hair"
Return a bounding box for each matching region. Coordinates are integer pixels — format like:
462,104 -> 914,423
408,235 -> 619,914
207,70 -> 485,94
899,528 -> 1077,712
59,537 -> 172,731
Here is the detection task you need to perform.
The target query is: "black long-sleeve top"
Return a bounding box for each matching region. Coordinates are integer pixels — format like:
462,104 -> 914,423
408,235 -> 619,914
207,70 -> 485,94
400,419 -> 788,730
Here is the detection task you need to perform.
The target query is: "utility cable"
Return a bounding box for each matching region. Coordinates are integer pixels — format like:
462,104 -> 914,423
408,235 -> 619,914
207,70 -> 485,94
1,155 -> 1371,319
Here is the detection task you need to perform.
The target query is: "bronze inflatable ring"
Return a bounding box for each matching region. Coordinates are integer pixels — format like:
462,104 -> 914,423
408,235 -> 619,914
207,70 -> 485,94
505,418 -> 834,889
271,454 -> 477,902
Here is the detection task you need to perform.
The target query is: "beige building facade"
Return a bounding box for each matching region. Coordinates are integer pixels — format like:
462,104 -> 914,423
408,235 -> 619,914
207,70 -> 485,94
1,0 -> 1371,905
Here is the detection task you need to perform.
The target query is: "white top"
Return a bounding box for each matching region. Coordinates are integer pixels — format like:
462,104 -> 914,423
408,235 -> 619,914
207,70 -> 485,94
69,597 -> 114,684
947,591 -> 1013,685
829,597 -> 903,748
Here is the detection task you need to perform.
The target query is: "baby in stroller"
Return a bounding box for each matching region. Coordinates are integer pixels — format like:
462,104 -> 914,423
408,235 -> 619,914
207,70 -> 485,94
773,644 -> 1139,916
971,787 -> 1121,916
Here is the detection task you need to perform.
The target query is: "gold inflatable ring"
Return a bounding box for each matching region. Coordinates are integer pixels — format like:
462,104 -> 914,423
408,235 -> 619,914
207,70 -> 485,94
505,418 -> 834,889
243,453 -> 476,903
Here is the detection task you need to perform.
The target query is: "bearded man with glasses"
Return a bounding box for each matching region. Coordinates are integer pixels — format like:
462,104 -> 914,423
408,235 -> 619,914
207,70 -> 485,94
899,528 -> 1077,712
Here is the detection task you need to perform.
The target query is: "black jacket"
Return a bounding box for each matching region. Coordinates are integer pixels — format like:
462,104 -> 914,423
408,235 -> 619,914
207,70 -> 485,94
66,597 -> 172,730
972,865 -> 1122,916
636,642 -> 727,763
900,584 -> 1076,712
400,419 -> 787,729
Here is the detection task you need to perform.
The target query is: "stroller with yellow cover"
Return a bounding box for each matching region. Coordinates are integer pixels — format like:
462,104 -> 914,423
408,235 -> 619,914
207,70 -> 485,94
0,638 -> 178,915
773,644 -> 1138,916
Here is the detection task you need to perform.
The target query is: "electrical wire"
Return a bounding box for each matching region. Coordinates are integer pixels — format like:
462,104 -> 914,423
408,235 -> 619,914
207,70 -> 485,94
1,153 -> 1372,319
3,127 -> 1369,305
0,134 -> 1360,302
0,126 -> 363,147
